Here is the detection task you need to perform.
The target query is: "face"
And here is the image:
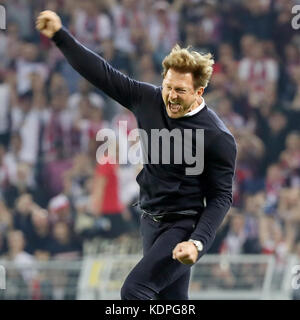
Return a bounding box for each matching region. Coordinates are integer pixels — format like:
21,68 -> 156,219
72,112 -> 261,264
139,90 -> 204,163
267,165 -> 282,182
22,43 -> 38,62
32,209 -> 49,229
286,133 -> 300,151
8,231 -> 25,252
53,222 -> 69,243
51,93 -> 67,112
162,69 -> 203,119
231,215 -> 244,234
269,113 -> 286,132
252,43 -> 264,60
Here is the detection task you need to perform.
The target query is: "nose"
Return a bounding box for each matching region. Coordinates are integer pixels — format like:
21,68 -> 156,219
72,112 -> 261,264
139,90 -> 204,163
169,89 -> 177,101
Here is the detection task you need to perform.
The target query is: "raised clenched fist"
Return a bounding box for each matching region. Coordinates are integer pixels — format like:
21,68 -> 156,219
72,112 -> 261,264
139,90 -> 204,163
36,10 -> 62,38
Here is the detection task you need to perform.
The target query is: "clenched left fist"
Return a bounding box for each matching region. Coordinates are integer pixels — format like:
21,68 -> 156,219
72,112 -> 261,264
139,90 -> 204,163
172,241 -> 199,265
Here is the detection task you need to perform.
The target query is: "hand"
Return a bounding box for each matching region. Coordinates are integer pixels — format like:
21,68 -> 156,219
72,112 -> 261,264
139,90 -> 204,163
36,10 -> 62,38
172,241 -> 199,265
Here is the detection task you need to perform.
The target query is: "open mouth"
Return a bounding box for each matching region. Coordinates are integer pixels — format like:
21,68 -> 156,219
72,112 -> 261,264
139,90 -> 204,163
168,102 -> 181,113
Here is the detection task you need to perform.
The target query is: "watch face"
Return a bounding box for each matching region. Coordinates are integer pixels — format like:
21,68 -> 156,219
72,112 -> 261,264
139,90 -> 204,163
195,241 -> 202,251
197,241 -> 203,251
189,239 -> 203,251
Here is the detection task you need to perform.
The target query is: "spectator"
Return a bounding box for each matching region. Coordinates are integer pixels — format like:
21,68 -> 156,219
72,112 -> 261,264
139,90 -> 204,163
15,43 -> 48,95
135,53 -> 161,85
100,38 -> 134,76
43,91 -> 77,161
13,194 -> 36,237
10,90 -> 41,166
239,34 -> 257,59
26,207 -> 53,258
272,0 -> 296,56
3,132 -> 30,183
73,0 -> 112,51
280,131 -> 300,186
0,200 -> 13,236
3,162 -> 36,209
6,230 -> 37,285
255,109 -> 289,173
233,128 -> 265,203
0,22 -> 21,69
259,216 -> 294,259
86,142 -> 131,239
63,153 -> 94,202
258,216 -> 294,288
199,2 -> 222,46
242,192 -> 265,254
6,0 -> 34,41
48,193 -> 73,226
147,1 -> 179,56
278,187 -> 300,228
72,99 -> 109,155
67,78 -> 105,120
241,0 -> 275,40
5,132 -> 33,186
239,39 -> 279,104
110,0 -> 146,54
264,163 -> 286,215
213,97 -> 244,129
49,221 -> 81,258
220,212 -> 247,255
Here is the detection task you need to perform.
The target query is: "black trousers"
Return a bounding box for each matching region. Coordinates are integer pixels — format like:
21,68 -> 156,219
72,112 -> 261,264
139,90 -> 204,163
121,212 -> 199,300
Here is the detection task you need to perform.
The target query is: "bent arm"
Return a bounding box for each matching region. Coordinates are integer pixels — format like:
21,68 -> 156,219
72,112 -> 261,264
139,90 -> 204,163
52,27 -> 154,111
190,132 -> 237,259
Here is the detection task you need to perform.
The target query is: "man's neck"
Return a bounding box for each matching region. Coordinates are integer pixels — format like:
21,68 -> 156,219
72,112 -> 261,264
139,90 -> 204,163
187,96 -> 203,113
184,97 -> 205,117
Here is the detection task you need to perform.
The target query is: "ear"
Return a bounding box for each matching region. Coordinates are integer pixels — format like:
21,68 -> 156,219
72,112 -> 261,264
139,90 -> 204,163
196,87 -> 204,97
196,88 -> 204,105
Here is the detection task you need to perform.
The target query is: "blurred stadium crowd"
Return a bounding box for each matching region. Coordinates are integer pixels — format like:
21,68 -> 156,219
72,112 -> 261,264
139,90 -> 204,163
0,0 -> 300,280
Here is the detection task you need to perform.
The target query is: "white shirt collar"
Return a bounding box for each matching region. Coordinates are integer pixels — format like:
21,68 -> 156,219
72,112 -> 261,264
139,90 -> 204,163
183,98 -> 206,117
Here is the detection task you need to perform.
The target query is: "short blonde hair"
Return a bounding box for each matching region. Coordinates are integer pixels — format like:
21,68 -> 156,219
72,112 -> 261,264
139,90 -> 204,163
162,44 -> 214,89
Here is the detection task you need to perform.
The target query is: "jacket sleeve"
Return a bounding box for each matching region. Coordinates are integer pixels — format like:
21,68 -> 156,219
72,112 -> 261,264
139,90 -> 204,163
52,27 -> 156,111
190,132 -> 237,259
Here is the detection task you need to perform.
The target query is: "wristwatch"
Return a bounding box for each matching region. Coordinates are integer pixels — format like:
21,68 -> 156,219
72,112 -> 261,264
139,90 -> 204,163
188,239 -> 203,252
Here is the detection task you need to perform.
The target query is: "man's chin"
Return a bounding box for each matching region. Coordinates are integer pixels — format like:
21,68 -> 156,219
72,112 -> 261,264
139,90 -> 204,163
166,106 -> 183,118
167,111 -> 182,118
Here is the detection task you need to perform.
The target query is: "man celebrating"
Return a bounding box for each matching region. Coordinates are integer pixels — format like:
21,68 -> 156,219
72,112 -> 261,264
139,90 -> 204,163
36,10 -> 236,300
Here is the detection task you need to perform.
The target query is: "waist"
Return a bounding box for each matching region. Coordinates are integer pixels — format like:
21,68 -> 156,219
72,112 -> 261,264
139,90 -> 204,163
141,210 -> 199,223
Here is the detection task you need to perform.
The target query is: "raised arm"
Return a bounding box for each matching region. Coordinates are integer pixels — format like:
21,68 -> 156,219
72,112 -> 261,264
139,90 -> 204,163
36,10 -> 154,111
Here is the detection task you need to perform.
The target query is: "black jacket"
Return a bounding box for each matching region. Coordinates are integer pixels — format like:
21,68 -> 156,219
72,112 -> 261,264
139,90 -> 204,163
52,28 -> 237,255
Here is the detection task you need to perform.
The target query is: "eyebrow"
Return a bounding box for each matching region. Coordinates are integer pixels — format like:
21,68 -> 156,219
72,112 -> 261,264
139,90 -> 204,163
163,83 -> 188,90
